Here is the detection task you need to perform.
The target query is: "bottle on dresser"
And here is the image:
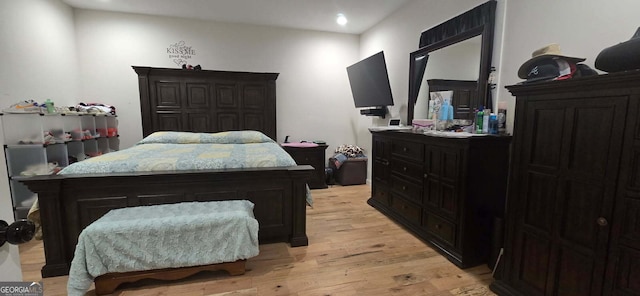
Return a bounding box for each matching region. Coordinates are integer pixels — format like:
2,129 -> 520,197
475,106 -> 484,134
483,109 -> 491,133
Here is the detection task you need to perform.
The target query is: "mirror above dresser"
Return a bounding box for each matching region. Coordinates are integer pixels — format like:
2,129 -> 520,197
408,0 -> 497,123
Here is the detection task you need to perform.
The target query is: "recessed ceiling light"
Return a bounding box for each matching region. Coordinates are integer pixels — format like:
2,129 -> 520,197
336,13 -> 348,26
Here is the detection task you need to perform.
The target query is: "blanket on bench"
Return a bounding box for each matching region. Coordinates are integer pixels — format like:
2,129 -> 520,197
68,200 -> 259,296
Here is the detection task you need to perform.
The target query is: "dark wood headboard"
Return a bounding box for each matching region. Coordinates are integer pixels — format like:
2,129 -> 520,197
133,66 -> 279,141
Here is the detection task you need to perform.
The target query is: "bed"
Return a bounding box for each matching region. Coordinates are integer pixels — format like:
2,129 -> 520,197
18,67 -> 314,278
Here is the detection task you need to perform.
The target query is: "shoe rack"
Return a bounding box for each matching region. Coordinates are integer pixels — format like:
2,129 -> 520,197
1,113 -> 119,220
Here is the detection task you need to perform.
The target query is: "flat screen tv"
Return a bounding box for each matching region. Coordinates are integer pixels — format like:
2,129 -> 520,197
346,51 -> 394,109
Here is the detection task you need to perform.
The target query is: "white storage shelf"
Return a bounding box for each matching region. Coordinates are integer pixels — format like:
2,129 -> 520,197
1,113 -> 119,220
2,113 -> 44,145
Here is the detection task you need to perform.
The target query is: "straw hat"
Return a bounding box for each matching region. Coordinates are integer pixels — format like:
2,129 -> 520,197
517,43 -> 585,79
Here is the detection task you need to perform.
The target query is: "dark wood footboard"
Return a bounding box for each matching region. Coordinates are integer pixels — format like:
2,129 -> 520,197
19,165 -> 313,278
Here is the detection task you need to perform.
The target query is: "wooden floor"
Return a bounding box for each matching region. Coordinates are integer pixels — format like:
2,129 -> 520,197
19,184 -> 496,296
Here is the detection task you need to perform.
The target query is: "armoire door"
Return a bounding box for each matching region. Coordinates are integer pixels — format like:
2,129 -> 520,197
506,96 -> 627,296
423,144 -> 460,220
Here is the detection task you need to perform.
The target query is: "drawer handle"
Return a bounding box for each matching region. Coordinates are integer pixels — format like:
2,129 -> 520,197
402,186 -> 407,191
435,224 -> 442,229
382,160 -> 390,166
424,173 -> 429,179
403,167 -> 407,171
403,147 -> 408,152
596,217 -> 608,226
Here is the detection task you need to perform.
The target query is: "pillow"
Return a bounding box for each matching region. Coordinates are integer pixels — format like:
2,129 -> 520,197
137,131 -> 274,145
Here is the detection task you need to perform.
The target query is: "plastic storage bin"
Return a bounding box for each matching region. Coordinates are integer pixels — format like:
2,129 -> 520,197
2,113 -> 44,145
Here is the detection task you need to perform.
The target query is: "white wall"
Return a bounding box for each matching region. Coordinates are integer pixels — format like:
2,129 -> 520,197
73,10 -> 360,150
0,0 -> 80,280
496,0 -> 640,132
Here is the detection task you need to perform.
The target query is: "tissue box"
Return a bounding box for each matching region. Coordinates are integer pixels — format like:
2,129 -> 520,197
412,119 -> 435,129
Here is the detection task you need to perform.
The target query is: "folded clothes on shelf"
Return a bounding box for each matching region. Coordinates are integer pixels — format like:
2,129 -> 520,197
20,162 -> 61,176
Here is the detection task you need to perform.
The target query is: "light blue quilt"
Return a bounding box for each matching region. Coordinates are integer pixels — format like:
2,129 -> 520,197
59,131 -> 297,174
58,130 -> 313,206
67,200 -> 260,296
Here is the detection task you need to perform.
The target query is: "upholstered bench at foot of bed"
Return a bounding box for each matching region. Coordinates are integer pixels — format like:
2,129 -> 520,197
67,200 -> 260,296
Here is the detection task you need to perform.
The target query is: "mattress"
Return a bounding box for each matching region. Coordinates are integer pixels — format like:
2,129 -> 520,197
59,130 -> 297,174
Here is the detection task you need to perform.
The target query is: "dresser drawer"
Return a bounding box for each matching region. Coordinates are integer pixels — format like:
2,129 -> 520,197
390,158 -> 423,182
371,184 -> 390,207
391,140 -> 424,162
423,211 -> 456,247
391,176 -> 422,204
391,196 -> 422,226
373,159 -> 391,185
289,150 -> 321,166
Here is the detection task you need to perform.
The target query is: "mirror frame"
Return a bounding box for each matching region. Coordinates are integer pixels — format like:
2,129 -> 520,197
407,0 -> 496,124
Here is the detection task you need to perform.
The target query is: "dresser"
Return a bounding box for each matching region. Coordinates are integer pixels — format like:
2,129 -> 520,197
282,144 -> 328,189
490,71 -> 640,295
369,130 -> 511,268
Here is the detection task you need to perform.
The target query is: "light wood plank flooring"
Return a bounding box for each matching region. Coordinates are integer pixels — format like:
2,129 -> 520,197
19,184 -> 496,295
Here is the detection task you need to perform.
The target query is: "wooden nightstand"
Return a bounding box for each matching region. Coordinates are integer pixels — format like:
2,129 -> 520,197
282,144 -> 328,189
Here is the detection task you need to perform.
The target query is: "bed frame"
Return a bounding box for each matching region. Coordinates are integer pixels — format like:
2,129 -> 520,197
19,67 -> 313,278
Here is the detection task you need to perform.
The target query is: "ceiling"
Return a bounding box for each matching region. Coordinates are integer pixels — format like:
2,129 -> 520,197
62,0 -> 412,34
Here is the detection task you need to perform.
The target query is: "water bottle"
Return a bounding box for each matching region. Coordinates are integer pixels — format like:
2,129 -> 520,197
489,113 -> 498,134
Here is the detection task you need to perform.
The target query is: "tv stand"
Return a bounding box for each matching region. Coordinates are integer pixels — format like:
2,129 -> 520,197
360,107 -> 387,118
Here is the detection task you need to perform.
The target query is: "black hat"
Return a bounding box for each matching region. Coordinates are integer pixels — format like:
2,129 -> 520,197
518,43 -> 585,79
521,59 -> 561,84
595,27 -> 640,73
